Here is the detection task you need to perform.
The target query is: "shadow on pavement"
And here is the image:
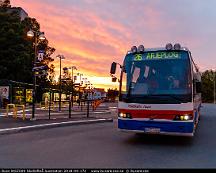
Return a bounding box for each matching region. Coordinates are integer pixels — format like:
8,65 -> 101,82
124,133 -> 194,146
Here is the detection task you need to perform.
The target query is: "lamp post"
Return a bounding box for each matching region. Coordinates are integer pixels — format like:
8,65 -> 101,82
77,73 -> 83,103
68,66 -> 77,107
27,30 -> 45,120
57,55 -> 65,111
68,66 -> 78,83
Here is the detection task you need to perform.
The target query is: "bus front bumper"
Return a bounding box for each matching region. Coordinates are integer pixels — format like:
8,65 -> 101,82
118,119 -> 194,136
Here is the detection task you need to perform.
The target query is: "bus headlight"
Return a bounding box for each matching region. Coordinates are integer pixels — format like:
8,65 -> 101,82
118,112 -> 132,119
174,114 -> 193,121
119,112 -> 125,118
183,115 -> 190,120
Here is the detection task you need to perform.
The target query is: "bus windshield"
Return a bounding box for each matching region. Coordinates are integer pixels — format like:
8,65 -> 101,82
122,51 -> 192,103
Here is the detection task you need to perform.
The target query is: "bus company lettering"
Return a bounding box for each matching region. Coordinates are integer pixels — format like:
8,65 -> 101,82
128,104 -> 151,109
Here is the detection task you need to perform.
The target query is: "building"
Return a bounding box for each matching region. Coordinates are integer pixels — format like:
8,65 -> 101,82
90,88 -> 107,100
6,7 -> 28,21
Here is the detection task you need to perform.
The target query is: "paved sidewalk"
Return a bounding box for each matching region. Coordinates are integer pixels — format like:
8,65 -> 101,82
0,102 -> 116,135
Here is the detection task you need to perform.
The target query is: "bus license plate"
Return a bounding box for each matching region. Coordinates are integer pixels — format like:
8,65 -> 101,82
145,128 -> 160,134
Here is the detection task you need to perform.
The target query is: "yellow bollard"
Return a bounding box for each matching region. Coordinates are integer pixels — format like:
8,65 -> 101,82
6,104 -> 16,117
15,105 -> 26,120
22,105 -> 26,120
44,97 -> 49,110
13,106 -> 17,119
6,105 -> 9,117
44,101 -> 47,109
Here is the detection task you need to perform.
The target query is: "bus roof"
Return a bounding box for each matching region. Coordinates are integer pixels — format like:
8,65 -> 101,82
126,47 -> 190,55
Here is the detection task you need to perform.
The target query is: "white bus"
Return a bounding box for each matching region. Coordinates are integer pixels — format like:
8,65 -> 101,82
110,43 -> 202,136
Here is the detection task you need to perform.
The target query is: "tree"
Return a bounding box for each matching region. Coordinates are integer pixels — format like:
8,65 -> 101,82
0,0 -> 11,8
201,70 -> 216,103
0,6 -> 56,102
0,10 -> 33,82
0,8 -> 55,82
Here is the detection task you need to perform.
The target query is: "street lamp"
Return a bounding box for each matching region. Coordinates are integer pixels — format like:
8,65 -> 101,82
77,73 -> 83,102
68,66 -> 77,107
77,73 -> 83,85
27,30 -> 45,120
57,55 -> 65,111
68,66 -> 77,83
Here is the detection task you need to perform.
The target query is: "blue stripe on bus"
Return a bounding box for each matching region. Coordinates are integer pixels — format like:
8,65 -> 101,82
118,119 -> 194,133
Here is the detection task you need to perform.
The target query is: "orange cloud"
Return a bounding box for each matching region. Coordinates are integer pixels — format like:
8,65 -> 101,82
11,0 -> 131,89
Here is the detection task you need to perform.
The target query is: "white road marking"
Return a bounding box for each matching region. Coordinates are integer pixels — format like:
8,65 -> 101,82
0,119 -> 110,133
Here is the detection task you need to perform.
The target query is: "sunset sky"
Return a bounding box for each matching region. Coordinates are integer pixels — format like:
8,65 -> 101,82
11,0 -> 216,90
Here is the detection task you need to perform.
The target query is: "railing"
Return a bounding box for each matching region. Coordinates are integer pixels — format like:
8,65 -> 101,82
6,104 -> 26,120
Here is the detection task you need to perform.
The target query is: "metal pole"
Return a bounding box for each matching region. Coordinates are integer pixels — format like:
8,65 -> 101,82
214,70 -> 215,104
79,74 -> 81,106
69,93 -> 71,118
87,100 -> 89,118
49,90 -> 51,119
59,57 -> 62,111
71,68 -> 74,83
71,68 -> 74,107
31,34 -> 37,120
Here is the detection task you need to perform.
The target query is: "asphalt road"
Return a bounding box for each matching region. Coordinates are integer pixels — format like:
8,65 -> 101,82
0,103 -> 216,168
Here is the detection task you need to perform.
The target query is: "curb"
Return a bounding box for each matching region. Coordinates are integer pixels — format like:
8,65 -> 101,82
0,118 -> 113,135
4,110 -> 112,117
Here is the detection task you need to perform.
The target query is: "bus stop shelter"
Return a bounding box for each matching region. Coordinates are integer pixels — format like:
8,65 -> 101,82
0,79 -> 36,108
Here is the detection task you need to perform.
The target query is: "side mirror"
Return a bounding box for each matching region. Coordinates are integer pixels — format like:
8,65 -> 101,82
112,77 -> 117,82
196,81 -> 202,93
110,62 -> 117,74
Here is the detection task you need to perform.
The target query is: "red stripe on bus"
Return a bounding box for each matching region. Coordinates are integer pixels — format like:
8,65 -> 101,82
118,109 -> 193,120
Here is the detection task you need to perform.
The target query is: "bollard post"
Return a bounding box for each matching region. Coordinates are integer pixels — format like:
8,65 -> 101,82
48,91 -> 51,120
71,92 -> 73,108
87,100 -> 90,118
22,105 -> 26,120
6,104 -> 16,118
92,101 -> 94,111
6,104 -> 9,117
45,99 -> 48,110
13,106 -> 17,119
69,93 -> 72,118
81,100 -> 83,111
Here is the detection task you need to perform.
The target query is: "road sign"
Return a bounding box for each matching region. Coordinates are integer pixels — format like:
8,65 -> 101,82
32,65 -> 48,72
38,50 -> 45,61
